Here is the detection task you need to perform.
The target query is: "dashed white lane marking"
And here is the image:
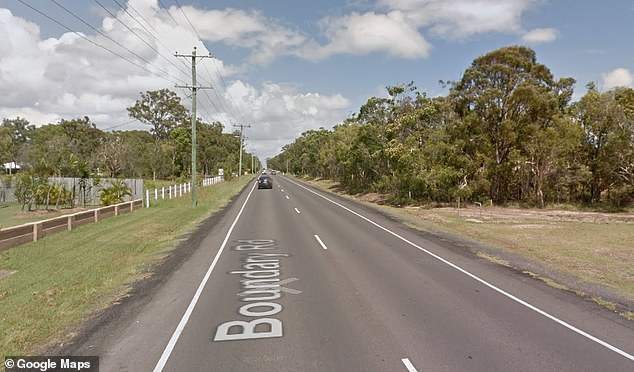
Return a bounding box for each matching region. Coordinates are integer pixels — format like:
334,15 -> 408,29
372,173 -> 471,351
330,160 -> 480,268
314,234 -> 328,250
287,178 -> 634,363
401,358 -> 418,372
295,208 -> 301,214
285,195 -> 290,200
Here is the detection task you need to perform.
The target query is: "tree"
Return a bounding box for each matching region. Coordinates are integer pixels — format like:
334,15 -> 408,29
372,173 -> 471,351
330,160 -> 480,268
127,89 -> 189,140
574,85 -> 634,204
451,45 -> 569,204
1,117 -> 34,171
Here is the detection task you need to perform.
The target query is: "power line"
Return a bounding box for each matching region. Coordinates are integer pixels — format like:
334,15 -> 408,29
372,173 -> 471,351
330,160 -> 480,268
101,118 -> 140,131
15,0 -> 177,85
169,0 -> 249,128
109,0 -> 195,79
93,0 -> 190,84
49,0 -> 187,85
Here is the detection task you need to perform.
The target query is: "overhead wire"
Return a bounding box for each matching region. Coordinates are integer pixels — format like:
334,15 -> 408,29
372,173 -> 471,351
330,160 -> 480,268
170,0 -> 249,128
15,0 -> 178,86
101,118 -> 140,131
48,0 -> 190,86
110,0 -> 195,78
17,0 -> 247,135
149,0 -> 228,123
106,0 -> 221,124
94,0 -> 191,83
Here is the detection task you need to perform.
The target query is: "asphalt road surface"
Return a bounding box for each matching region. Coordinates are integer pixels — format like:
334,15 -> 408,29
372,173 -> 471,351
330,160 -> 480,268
73,176 -> 634,371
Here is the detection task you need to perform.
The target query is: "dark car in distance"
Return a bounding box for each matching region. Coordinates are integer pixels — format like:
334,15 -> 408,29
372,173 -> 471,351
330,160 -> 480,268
258,175 -> 273,189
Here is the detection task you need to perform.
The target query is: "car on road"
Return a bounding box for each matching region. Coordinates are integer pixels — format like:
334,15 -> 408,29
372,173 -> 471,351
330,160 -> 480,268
257,175 -> 273,189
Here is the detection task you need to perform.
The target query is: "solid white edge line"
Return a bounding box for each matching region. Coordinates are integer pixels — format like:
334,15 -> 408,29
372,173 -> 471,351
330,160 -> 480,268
153,182 -> 257,372
295,208 -> 301,214
314,234 -> 328,250
401,358 -> 418,372
287,178 -> 634,362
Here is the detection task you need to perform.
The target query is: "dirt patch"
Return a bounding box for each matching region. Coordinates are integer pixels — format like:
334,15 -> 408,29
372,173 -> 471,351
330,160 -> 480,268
14,207 -> 89,219
0,270 -> 17,280
436,206 -> 634,224
358,193 -> 383,203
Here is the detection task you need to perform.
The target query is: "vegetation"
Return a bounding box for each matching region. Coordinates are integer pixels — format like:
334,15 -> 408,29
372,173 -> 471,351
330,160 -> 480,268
269,46 -> 634,208
99,180 -> 132,206
0,176 -> 252,356
1,89 -> 259,185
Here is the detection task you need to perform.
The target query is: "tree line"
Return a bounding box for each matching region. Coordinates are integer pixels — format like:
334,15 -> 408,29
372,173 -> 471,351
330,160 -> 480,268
269,46 -> 634,208
1,88 -> 258,181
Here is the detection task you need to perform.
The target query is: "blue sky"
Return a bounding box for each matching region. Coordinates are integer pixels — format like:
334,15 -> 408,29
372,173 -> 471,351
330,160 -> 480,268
1,0 -> 633,160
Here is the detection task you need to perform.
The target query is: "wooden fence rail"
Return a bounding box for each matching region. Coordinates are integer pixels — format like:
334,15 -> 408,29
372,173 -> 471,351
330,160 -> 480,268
0,199 -> 143,252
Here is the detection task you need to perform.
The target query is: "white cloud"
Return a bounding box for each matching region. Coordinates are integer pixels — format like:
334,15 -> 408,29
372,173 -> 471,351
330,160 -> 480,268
299,11 -> 431,60
602,68 -> 634,90
0,4 -> 349,160
222,81 -> 350,159
378,0 -> 535,39
169,5 -> 306,66
522,28 -> 558,43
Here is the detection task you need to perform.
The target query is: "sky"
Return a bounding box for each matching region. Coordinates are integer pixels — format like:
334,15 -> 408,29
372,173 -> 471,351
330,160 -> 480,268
1,0 -> 633,161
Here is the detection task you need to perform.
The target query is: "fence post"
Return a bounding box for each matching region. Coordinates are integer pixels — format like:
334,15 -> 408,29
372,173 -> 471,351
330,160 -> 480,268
131,200 -> 135,212
169,186 -> 172,199
154,189 -> 158,200
67,214 -> 75,231
114,204 -> 119,216
33,223 -> 43,242
146,190 -> 150,208
94,209 -> 100,222
162,187 -> 165,200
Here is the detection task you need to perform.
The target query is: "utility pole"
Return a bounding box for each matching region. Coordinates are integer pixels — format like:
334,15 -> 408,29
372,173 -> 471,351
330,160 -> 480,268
235,123 -> 251,177
175,46 -> 212,207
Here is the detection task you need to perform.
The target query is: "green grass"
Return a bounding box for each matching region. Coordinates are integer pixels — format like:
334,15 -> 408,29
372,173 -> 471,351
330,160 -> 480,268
0,203 -> 57,228
0,176 -> 252,356
0,203 -> 103,228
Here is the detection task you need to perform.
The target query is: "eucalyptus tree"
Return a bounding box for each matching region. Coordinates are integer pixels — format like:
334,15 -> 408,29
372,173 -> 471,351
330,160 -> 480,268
450,45 -> 574,205
127,89 -> 189,141
574,85 -> 634,204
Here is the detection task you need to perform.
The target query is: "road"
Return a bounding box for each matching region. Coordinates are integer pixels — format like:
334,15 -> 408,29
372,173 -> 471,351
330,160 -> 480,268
72,176 -> 634,371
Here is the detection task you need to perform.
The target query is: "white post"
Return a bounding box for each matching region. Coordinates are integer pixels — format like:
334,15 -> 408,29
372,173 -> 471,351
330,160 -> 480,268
169,186 -> 172,199
146,190 -> 150,208
154,189 -> 158,200
162,187 -> 165,199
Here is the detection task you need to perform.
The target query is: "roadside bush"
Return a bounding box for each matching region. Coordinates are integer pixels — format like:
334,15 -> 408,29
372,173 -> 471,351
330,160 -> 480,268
14,171 -> 47,211
99,179 -> 131,206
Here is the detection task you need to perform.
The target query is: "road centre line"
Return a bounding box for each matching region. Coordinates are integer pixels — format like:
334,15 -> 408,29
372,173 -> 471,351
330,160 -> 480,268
286,178 -> 634,362
153,182 -> 258,372
401,358 -> 418,372
285,195 -> 290,200
314,235 -> 328,250
295,208 -> 301,214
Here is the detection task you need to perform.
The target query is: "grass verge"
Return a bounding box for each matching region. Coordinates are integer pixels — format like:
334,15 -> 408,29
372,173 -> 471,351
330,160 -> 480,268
0,176 -> 252,357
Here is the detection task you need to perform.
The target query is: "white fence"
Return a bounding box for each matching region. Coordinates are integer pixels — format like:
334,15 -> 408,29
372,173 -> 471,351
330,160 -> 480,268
144,176 -> 224,208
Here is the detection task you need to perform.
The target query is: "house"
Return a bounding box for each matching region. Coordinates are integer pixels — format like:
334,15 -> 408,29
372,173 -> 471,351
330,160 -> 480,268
2,162 -> 21,174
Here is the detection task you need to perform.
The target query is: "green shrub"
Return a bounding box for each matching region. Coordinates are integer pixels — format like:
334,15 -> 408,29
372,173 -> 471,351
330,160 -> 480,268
99,180 -> 132,206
